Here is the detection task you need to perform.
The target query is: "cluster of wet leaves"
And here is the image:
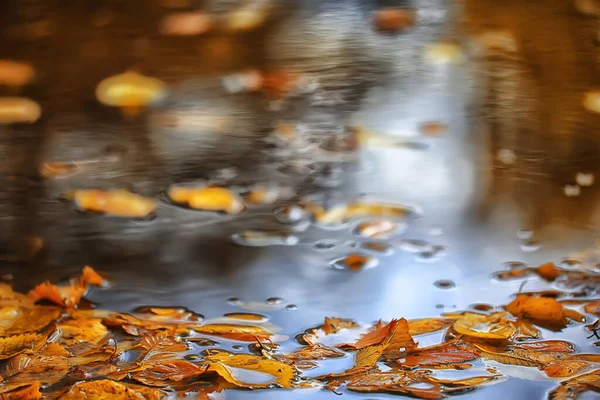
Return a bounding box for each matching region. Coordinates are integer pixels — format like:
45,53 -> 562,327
0,266 -> 596,399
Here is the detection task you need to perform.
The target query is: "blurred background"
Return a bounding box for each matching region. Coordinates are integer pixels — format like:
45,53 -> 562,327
0,0 -> 599,398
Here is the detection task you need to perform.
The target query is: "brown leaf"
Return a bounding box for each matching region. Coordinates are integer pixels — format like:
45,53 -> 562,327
544,361 -> 590,378
321,317 -> 360,335
132,360 -> 207,387
548,369 -> 600,400
569,354 -> 600,362
346,370 -> 442,399
1,306 -> 61,336
517,340 -> 576,353
506,295 -> 567,330
0,333 -> 46,360
2,353 -> 70,386
426,374 -> 504,388
58,318 -> 108,346
0,382 -> 41,400
286,344 -> 346,361
513,319 -> 541,340
138,334 -> 189,362
382,319 -> 417,360
401,341 -> 480,368
60,379 -> 166,400
408,318 -> 454,336
584,300 -> 600,317
72,362 -> 129,381
205,353 -> 299,388
474,344 -> 546,367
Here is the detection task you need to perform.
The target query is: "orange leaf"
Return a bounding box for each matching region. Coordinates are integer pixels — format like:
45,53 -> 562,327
382,319 -> 417,360
132,360 -> 207,387
536,262 -> 561,281
321,317 -> 360,335
60,379 -> 166,400
506,295 -> 567,330
584,300 -> 600,317
346,370 -> 442,399
548,369 -> 600,399
0,382 -> 41,400
192,324 -> 273,342
544,361 -> 590,378
408,318 -> 454,336
28,281 -> 87,308
401,341 -> 480,368
343,320 -> 389,349
80,266 -> 106,286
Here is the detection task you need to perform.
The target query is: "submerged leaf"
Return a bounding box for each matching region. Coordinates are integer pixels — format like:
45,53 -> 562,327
61,379 -> 166,400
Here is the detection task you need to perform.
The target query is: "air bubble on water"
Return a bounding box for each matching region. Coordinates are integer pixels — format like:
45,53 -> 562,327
396,239 -> 430,253
520,240 -> 540,252
504,261 -> 527,269
560,259 -> 582,269
227,297 -> 242,306
575,173 -> 595,187
265,297 -> 283,306
435,304 -> 444,309
469,303 -> 494,312
434,280 -> 456,289
358,242 -> 394,255
232,345 -> 245,350
231,231 -> 299,247
273,205 -> 307,224
285,304 -> 299,311
564,184 -> 581,197
314,240 -> 337,251
184,354 -> 201,360
517,229 -> 534,240
354,219 -> 405,239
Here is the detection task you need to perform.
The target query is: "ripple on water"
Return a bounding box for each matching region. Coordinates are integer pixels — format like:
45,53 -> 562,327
434,280 -> 456,289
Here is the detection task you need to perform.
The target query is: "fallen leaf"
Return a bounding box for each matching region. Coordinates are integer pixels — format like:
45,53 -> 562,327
192,323 -> 273,342
205,352 -> 298,388
548,369 -> 600,400
28,281 -> 87,308
452,312 -> 516,340
408,318 -> 454,336
569,354 -> 600,362
584,300 -> 600,317
341,320 -> 389,350
426,374 -> 504,388
544,361 -> 590,378
381,319 -> 417,361
168,186 -> 244,215
60,379 -> 166,400
2,353 -> 70,386
0,306 -> 60,336
132,360 -> 207,387
73,189 -> 157,218
537,262 -> 561,281
0,333 -> 47,360
506,295 -> 568,330
513,319 -> 541,340
0,382 -> 41,400
346,370 -> 442,399
321,317 -> 360,335
286,344 -> 346,361
39,343 -> 70,357
517,340 -> 576,353
80,266 -> 106,286
138,334 -> 189,362
58,318 -> 108,345
474,344 -> 541,367
400,341 -> 480,369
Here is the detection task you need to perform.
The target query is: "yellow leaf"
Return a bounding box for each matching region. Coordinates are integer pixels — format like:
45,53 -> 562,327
206,353 -> 298,388
408,318 -> 454,336
544,361 -> 590,378
548,369 -> 600,400
138,334 -> 189,362
452,312 -> 516,340
192,323 -> 273,342
60,379 -> 166,400
58,318 -> 108,346
0,333 -> 45,360
2,353 -> 70,386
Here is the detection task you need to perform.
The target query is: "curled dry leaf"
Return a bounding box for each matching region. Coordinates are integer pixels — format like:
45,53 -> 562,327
132,360 -> 207,387
584,300 -> 600,316
60,379 -> 166,400
506,295 -> 568,330
321,317 -> 360,335
205,352 -> 298,388
452,312 -> 516,340
408,318 -> 454,336
544,361 -> 590,378
400,341 -> 480,369
0,382 -> 41,400
548,369 -> 600,400
28,281 -> 86,307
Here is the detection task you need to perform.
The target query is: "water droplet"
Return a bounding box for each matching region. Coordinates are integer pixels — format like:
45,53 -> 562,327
576,173 -> 595,187
354,219 -> 404,239
434,280 -> 456,289
397,239 -> 430,253
357,242 -> 394,255
314,240 -> 337,251
232,345 -> 245,350
285,304 -> 299,311
504,261 -> 527,269
517,229 -> 534,240
331,254 -> 379,271
227,297 -> 242,306
231,231 -> 299,247
223,312 -> 269,323
564,184 -> 581,198
273,205 -> 307,224
469,303 -> 494,312
435,304 -> 444,309
497,148 -> 516,165
560,259 -> 582,269
265,297 -> 283,306
184,354 -> 201,360
210,167 -> 238,183
520,240 -> 540,252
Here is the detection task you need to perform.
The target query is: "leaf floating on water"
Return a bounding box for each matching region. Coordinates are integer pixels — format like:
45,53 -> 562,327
205,353 -> 299,388
536,262 -> 562,281
60,379 -> 167,400
473,344 -> 542,368
544,361 -> 590,378
28,281 -> 85,307
321,317 -> 360,335
506,295 -> 568,330
132,360 -> 207,387
3,353 -> 70,386
548,369 -> 600,400
168,186 -> 244,215
346,370 -> 442,399
452,312 -> 516,340
0,332 -> 46,360
193,323 -> 273,342
286,344 -> 346,361
0,382 -> 41,400
584,300 -> 600,317
81,265 -> 107,287
138,334 -> 189,362
401,341 -> 480,369
0,97 -> 41,124
408,318 -> 454,336
58,318 -> 108,346
311,202 -> 411,225
0,306 -> 60,336
72,189 -> 157,218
